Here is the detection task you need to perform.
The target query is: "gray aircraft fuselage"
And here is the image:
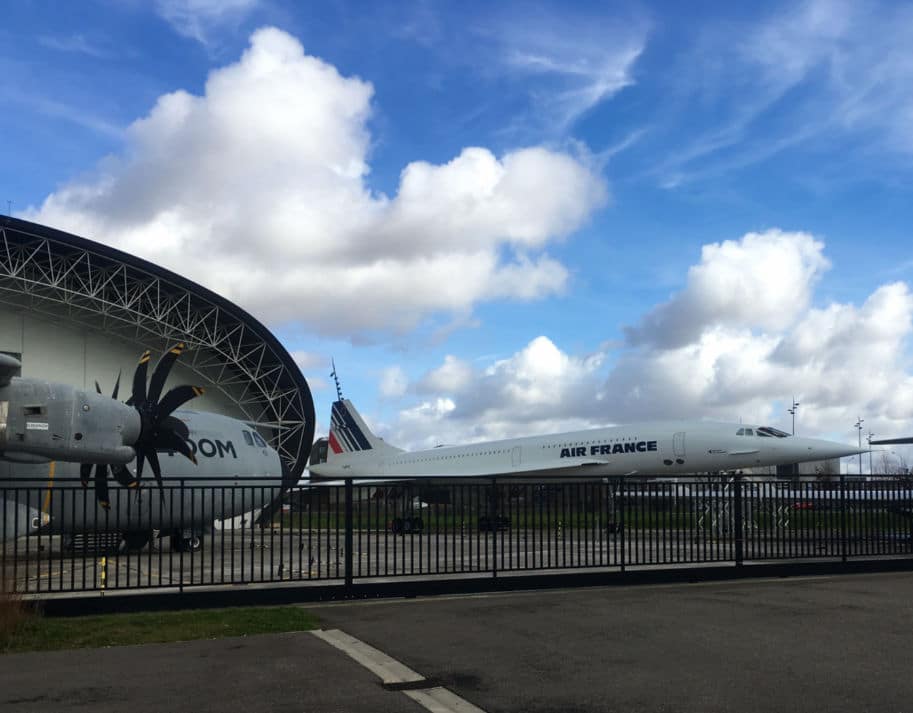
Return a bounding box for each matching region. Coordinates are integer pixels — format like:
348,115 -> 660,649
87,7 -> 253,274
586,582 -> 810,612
1,410 -> 282,536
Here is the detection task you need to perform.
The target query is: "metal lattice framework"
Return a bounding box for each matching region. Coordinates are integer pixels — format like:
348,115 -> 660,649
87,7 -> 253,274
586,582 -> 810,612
0,216 -> 315,480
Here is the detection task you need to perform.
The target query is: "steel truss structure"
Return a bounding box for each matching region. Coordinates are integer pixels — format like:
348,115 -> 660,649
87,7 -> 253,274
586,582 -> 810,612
0,216 -> 315,480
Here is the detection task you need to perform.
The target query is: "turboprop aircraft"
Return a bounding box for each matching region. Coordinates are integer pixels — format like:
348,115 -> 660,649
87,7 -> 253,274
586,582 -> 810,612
0,345 -> 295,550
309,399 -> 867,480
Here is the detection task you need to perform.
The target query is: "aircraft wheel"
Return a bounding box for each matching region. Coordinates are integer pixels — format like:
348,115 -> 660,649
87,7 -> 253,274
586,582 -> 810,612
171,532 -> 203,552
391,517 -> 404,534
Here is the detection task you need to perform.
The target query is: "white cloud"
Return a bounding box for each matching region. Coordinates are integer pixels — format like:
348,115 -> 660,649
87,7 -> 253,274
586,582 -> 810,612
380,230 -> 913,453
25,27 -> 608,337
289,350 -> 324,371
417,355 -> 474,394
626,229 -> 830,348
491,9 -> 647,131
155,0 -> 259,44
386,335 -> 607,449
379,366 -> 408,398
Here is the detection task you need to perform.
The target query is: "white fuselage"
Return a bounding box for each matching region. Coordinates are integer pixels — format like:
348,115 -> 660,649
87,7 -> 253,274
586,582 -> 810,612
312,420 -> 863,479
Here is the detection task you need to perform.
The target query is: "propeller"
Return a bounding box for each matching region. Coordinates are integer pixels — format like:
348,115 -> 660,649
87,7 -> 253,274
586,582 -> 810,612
82,344 -> 203,509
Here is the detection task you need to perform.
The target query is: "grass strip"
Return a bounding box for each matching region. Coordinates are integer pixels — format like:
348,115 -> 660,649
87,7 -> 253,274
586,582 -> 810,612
1,603 -> 318,655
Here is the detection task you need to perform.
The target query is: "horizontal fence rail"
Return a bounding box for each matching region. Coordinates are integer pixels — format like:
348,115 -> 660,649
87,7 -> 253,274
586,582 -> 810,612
2,475 -> 912,596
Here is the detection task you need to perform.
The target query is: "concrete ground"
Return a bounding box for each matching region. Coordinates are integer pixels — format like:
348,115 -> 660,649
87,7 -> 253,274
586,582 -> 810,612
3,571 -> 913,712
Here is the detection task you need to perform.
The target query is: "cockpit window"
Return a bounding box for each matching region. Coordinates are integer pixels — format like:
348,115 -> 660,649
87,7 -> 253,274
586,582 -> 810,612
743,428 -> 754,436
251,431 -> 267,448
757,426 -> 790,438
736,428 -> 744,436
242,430 -> 254,446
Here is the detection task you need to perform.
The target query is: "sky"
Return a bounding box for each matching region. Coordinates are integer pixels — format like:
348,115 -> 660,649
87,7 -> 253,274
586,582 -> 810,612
2,0 -> 913,471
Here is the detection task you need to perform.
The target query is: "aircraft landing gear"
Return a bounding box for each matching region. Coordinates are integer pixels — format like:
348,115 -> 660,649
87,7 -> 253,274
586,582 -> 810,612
171,530 -> 203,552
120,530 -> 153,552
390,517 -> 424,535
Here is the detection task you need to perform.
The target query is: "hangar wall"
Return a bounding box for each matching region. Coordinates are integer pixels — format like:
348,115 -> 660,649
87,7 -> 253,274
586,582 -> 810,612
0,308 -> 242,419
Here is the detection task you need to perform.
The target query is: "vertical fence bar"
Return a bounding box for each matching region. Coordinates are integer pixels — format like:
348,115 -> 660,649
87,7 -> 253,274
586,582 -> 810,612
840,472 -> 848,564
490,478 -> 498,580
619,476 -> 626,573
734,474 -> 743,567
344,479 -> 353,592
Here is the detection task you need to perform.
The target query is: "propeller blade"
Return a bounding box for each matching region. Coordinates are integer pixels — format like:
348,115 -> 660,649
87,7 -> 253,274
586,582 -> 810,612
94,466 -> 110,509
132,350 -> 151,406
147,343 -> 185,405
158,429 -> 197,464
136,450 -> 146,481
111,370 -> 121,400
158,384 -> 204,418
94,380 -> 102,395
112,464 -> 140,489
79,463 -> 92,488
161,415 -> 190,441
147,449 -> 163,488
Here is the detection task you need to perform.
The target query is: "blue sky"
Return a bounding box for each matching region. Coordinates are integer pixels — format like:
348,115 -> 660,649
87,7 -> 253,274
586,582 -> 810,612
3,1 -> 913,468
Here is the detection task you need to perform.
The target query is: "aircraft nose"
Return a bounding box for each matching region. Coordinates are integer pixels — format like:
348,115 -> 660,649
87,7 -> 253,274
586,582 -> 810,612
803,438 -> 866,460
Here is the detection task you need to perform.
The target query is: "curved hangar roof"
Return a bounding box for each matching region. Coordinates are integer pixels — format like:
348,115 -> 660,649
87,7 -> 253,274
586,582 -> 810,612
0,215 -> 315,481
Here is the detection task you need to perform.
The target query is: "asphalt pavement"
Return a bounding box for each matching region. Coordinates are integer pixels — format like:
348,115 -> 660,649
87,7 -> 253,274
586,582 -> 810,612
3,571 -> 913,712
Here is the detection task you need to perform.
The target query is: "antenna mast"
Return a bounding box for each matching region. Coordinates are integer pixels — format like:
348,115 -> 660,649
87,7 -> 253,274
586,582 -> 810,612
330,359 -> 343,401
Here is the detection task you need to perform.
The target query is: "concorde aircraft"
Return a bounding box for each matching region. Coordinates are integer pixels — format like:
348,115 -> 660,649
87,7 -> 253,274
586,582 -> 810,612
0,345 -> 295,550
309,399 -> 867,480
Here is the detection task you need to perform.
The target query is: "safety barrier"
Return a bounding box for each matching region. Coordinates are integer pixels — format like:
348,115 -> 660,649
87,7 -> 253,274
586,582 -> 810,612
2,475 -> 912,595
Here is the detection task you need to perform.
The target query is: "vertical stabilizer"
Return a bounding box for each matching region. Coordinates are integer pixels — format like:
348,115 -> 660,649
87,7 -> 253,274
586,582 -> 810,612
327,400 -> 402,459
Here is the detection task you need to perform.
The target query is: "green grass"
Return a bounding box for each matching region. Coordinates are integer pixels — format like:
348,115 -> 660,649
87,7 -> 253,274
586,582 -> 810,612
0,604 -> 319,655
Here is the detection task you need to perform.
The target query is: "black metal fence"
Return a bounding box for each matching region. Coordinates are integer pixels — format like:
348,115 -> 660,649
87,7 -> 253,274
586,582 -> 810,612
3,476 -> 912,596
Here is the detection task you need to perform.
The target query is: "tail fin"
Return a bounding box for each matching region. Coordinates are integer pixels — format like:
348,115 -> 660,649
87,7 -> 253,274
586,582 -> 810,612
327,399 -> 402,459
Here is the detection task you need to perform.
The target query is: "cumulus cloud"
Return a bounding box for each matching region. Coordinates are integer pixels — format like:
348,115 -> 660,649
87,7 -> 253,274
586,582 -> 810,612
25,28 -> 607,337
386,336 -> 607,449
380,230 -> 913,452
626,229 -> 830,348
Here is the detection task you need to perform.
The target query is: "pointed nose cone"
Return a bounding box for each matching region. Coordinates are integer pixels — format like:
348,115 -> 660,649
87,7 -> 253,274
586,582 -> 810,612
802,438 -> 867,460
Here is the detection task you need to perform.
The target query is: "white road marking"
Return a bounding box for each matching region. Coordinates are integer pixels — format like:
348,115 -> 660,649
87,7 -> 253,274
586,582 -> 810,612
310,629 -> 488,713
404,686 -> 487,713
310,629 -> 424,684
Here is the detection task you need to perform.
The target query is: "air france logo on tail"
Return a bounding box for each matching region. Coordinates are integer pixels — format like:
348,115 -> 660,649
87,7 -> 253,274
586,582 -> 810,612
329,401 -> 371,454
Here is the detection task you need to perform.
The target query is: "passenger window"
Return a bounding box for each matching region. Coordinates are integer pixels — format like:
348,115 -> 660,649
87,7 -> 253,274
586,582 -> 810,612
252,432 -> 267,447
242,431 -> 254,446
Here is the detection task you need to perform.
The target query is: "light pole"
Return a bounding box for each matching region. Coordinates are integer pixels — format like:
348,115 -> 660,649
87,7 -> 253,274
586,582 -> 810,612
867,432 -> 874,476
855,417 -> 864,476
788,398 -> 800,477
788,397 -> 800,435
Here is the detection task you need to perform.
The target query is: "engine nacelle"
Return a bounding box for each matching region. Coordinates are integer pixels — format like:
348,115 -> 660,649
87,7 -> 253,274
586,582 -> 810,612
0,377 -> 140,465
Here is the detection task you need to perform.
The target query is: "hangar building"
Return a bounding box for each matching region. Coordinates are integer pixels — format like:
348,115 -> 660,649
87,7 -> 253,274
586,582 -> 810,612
0,215 -> 315,482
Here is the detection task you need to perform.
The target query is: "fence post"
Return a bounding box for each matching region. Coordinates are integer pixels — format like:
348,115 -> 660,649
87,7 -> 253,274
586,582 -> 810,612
734,474 -> 743,567
179,478 -> 185,593
344,478 -> 354,593
619,476 -> 626,573
840,471 -> 847,564
491,477 -> 498,580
